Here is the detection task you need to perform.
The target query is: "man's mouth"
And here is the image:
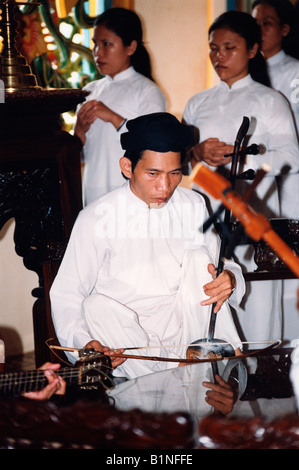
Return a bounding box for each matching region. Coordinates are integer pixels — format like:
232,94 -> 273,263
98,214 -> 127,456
149,197 -> 169,209
154,198 -> 168,204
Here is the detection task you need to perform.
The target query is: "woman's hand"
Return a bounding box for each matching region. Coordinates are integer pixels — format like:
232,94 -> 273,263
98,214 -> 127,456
191,138 -> 234,167
74,100 -> 124,145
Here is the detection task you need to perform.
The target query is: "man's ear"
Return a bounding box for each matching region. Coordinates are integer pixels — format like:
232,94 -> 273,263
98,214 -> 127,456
282,23 -> 291,38
119,156 -> 133,179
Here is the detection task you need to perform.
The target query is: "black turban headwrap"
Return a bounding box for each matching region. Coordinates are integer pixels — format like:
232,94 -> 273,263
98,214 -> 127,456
121,112 -> 194,153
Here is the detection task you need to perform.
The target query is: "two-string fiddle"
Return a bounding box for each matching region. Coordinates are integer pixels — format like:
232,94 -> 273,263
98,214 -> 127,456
186,117 -> 252,374
190,163 -> 299,278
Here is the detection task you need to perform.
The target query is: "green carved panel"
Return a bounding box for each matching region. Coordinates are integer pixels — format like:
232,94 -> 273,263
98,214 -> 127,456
17,0 -> 111,89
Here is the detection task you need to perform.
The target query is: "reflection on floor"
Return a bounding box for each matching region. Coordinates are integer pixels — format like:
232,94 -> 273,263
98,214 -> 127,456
108,358 -> 298,422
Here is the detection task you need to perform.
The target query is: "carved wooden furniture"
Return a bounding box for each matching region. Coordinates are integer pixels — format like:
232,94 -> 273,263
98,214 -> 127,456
231,218 -> 299,281
0,88 -> 86,367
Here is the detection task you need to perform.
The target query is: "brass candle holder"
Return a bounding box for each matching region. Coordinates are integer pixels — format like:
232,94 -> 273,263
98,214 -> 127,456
0,0 -> 41,91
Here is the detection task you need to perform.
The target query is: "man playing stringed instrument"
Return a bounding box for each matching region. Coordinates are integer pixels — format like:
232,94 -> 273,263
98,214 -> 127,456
50,113 -> 245,412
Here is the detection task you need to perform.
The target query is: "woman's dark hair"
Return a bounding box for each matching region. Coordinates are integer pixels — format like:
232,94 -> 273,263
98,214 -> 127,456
209,10 -> 271,87
252,0 -> 299,59
94,7 -> 153,80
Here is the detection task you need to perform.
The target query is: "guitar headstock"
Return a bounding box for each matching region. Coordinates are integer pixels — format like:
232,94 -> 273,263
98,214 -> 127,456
74,349 -> 112,390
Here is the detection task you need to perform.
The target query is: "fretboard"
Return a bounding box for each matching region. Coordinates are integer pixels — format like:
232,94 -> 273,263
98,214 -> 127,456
0,367 -> 80,394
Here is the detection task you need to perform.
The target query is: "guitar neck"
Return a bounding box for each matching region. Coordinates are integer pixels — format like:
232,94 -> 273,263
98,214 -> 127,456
0,367 -> 80,395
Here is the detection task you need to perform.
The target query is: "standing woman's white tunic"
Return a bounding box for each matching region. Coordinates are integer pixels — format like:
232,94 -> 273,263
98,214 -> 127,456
77,67 -> 166,206
266,50 -> 299,345
265,50 -> 299,218
183,74 -> 299,347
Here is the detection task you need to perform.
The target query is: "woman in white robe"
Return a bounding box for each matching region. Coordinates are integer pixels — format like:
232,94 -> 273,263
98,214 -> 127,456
252,0 -> 299,215
183,11 -> 299,347
74,8 -> 166,206
252,0 -> 299,346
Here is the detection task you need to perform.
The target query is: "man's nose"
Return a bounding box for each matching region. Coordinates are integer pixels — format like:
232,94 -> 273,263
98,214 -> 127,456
157,175 -> 170,192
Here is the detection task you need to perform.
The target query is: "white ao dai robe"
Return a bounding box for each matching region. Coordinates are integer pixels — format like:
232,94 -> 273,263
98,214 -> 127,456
183,75 -> 299,347
77,67 -> 166,206
266,51 -> 299,345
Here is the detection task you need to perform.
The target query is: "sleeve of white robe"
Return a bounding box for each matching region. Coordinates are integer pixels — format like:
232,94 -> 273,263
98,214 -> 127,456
257,92 -> 299,176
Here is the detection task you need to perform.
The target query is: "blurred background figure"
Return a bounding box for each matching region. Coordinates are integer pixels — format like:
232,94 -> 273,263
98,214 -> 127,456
252,0 -> 299,346
252,0 -> 299,216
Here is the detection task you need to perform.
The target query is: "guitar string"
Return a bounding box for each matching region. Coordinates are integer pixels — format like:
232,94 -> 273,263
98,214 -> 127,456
0,366 -> 112,382
0,365 -> 113,388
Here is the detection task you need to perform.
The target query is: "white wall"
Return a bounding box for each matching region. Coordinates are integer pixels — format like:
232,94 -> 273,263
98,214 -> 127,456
134,0 -> 226,119
0,219 -> 37,357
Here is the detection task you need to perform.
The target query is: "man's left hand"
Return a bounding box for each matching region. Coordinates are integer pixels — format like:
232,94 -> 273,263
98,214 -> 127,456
22,363 -> 66,401
203,374 -> 237,415
201,264 -> 236,313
